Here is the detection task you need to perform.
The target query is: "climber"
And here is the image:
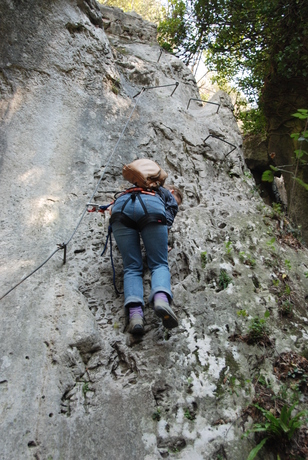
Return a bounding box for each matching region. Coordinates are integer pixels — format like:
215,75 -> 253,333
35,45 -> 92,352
110,184 -> 183,335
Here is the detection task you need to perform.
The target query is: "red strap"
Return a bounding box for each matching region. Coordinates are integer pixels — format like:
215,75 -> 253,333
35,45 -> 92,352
122,187 -> 156,196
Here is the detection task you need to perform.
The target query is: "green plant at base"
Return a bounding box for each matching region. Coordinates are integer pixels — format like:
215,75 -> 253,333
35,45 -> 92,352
227,375 -> 240,396
244,403 -> 308,460
239,251 -> 256,267
187,376 -> 193,386
219,269 -> 232,290
152,407 -> 161,421
184,407 -> 195,420
224,241 -> 233,255
257,374 -> 271,388
278,362 -> 308,404
281,300 -> 293,316
237,309 -> 248,318
82,382 -> 90,396
284,284 -> 291,296
272,203 -> 283,217
266,237 -> 276,251
201,251 -> 207,268
111,83 -> 120,95
247,311 -> 270,343
285,259 -> 292,271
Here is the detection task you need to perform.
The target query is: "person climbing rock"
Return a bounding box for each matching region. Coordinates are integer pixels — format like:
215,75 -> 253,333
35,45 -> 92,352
110,184 -> 183,335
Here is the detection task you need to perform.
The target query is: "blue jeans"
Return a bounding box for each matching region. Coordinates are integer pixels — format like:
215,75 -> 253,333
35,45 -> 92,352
111,193 -> 172,308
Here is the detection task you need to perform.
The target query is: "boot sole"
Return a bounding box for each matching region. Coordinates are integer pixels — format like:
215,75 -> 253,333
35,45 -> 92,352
154,306 -> 178,329
130,324 -> 144,335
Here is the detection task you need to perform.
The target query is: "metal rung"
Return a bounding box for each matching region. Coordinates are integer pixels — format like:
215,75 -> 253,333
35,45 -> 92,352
203,134 -> 236,157
187,98 -> 220,113
133,82 -> 179,98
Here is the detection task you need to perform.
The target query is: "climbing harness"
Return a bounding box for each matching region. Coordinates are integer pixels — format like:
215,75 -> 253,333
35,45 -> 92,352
90,187 -> 167,294
110,189 -> 167,232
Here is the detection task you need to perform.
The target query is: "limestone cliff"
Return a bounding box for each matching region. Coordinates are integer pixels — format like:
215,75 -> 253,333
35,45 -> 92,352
1,1 -> 308,459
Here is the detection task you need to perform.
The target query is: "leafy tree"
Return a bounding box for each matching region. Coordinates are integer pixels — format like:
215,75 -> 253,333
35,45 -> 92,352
158,0 -> 308,105
97,0 -> 163,24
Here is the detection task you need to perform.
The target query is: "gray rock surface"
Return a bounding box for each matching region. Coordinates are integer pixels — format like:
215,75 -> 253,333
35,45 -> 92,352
1,1 -> 308,459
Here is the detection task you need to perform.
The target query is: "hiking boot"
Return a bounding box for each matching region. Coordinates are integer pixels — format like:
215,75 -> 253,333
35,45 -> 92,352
154,299 -> 178,329
128,306 -> 144,335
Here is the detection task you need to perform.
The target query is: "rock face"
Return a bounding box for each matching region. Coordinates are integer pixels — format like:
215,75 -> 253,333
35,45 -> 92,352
1,2 -> 308,459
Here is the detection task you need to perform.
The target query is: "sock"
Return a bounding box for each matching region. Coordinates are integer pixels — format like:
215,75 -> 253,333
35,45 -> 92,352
154,292 -> 169,304
129,305 -> 143,319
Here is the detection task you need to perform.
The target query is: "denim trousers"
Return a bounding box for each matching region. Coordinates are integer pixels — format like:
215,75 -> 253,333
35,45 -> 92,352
111,193 -> 172,308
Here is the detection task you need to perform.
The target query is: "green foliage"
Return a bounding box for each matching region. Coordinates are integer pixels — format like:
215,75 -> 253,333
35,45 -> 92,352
246,437 -> 268,460
239,252 -> 256,267
284,259 -> 292,271
224,241 -> 232,255
237,108 -> 266,136
261,170 -> 274,183
245,403 -> 308,460
98,0 -> 163,23
266,237 -> 276,251
272,203 -> 283,217
284,284 -> 291,296
184,407 -> 195,420
237,309 -> 248,318
285,368 -> 308,404
201,251 -> 207,268
227,375 -> 240,396
250,403 -> 307,440
158,0 -> 187,50
152,407 -> 161,421
218,269 -> 232,290
292,109 -> 308,120
111,82 -> 120,95
247,311 -> 270,343
281,300 -> 293,316
82,382 -> 90,396
158,0 -> 308,105
257,374 -> 271,388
